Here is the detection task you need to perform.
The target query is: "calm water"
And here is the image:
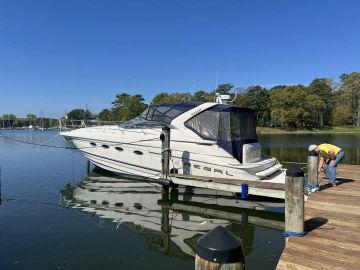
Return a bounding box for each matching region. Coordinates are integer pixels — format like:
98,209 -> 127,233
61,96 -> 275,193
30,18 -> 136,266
259,133 -> 360,165
0,131 -> 359,270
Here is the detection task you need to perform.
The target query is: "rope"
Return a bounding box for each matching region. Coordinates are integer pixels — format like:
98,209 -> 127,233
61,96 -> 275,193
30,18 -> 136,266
282,161 -> 307,165
0,133 -> 76,149
0,132 -> 159,150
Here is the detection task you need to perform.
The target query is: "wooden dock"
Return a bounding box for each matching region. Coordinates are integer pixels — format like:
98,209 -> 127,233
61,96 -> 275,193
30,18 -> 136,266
169,174 -> 285,199
277,164 -> 360,270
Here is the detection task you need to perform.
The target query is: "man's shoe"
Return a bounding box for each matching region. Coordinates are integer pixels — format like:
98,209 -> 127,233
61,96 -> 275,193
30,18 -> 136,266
330,181 -> 339,187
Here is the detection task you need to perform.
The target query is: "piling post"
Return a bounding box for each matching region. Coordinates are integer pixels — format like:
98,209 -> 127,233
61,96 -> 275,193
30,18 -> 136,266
0,186 -> 1,206
284,167 -> 305,237
160,126 -> 171,178
195,226 -> 245,270
160,126 -> 171,192
307,150 -> 319,188
86,159 -> 91,176
160,190 -> 170,253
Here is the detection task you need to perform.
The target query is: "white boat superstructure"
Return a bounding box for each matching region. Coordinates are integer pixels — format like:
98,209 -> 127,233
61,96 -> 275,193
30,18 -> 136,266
61,101 -> 285,183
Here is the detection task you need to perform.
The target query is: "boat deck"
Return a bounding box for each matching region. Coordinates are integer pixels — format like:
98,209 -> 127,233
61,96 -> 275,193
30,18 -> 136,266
276,164 -> 360,270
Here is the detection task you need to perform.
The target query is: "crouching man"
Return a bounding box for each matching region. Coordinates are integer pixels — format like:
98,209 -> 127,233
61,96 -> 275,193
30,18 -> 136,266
308,144 -> 345,186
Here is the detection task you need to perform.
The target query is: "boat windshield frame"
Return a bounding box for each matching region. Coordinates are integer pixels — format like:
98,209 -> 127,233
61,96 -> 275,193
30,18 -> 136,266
119,102 -> 202,129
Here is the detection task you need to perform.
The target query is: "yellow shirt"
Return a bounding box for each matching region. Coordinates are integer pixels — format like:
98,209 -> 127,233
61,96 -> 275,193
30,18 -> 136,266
318,143 -> 341,159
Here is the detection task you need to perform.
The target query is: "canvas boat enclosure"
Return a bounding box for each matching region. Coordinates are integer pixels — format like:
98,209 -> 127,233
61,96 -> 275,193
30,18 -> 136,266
185,104 -> 261,164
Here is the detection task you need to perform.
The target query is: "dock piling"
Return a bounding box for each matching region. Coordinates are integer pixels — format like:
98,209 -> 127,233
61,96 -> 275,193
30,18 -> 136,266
160,190 -> 170,253
284,167 -> 305,237
160,126 -> 171,179
195,226 -> 245,270
86,159 -> 91,176
307,150 -> 319,188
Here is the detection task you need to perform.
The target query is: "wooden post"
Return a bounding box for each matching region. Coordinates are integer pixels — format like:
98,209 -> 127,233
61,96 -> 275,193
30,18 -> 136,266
285,167 -> 305,237
195,226 -> 245,270
170,187 -> 179,201
161,190 -> 170,253
160,126 -> 171,178
307,150 -> 319,188
0,165 -> 2,205
86,159 -> 91,176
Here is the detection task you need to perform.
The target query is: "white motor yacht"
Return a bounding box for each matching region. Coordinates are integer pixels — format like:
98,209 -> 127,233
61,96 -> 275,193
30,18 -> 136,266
60,97 -> 285,183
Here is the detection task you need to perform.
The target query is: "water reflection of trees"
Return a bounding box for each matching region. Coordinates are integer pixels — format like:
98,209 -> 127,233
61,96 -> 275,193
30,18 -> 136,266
260,134 -> 360,165
263,147 -> 359,165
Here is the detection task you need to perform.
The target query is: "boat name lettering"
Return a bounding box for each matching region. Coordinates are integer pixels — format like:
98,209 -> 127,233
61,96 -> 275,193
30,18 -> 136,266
183,162 -> 233,176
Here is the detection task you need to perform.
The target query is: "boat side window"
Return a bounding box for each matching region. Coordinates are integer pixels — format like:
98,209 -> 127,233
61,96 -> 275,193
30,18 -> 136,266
185,108 -> 220,141
115,146 -> 124,151
231,111 -> 257,140
102,144 -> 109,149
90,142 -> 96,146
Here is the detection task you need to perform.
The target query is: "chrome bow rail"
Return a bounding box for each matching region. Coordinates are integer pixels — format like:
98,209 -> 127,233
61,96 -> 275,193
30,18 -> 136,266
59,119 -> 123,131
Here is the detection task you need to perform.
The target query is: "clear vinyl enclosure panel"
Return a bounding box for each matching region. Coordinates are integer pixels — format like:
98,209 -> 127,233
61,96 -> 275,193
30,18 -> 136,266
120,102 -> 201,128
185,105 -> 258,163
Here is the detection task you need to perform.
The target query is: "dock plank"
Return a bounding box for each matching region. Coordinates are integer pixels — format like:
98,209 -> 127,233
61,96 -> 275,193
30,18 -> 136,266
169,173 -> 286,199
169,173 -> 285,190
276,164 -> 360,270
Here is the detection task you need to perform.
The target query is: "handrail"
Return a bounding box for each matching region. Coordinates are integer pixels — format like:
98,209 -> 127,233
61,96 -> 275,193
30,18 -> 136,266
59,119 -> 124,131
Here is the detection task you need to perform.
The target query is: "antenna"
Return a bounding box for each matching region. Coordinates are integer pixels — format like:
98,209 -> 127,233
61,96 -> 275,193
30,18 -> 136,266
214,69 -> 220,102
215,69 -> 219,88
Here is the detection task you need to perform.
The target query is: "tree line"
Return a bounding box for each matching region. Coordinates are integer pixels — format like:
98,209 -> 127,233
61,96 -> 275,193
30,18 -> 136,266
2,72 -> 359,129
96,72 -> 360,129
0,113 -> 58,128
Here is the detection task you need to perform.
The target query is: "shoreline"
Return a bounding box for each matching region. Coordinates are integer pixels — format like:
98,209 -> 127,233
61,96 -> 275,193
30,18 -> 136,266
257,126 -> 360,134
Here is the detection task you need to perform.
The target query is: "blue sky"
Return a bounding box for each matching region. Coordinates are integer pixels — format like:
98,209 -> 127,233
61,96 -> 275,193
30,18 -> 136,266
1,0 -> 359,117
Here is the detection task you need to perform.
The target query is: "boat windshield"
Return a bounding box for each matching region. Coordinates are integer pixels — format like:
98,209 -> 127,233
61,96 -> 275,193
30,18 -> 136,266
120,102 -> 201,129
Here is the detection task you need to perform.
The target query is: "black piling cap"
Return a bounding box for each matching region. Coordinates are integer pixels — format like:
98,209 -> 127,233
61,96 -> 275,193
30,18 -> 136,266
286,167 -> 304,177
197,226 -> 244,264
308,150 -> 319,157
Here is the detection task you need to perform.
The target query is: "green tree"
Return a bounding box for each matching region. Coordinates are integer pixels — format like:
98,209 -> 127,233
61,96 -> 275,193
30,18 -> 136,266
269,85 -> 311,129
67,109 -> 93,120
214,83 -> 234,95
332,105 -> 353,125
191,90 -> 214,102
98,109 -> 113,121
2,114 -> 17,120
1,114 -> 17,128
307,78 -> 334,126
304,94 -> 326,127
235,86 -> 270,126
151,92 -> 192,104
338,72 -> 360,126
270,108 -> 287,127
26,113 -> 37,120
111,93 -> 147,121
26,113 -> 38,126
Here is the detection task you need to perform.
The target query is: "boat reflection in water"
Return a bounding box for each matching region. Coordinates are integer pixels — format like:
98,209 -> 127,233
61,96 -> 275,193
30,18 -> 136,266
60,167 -> 284,259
